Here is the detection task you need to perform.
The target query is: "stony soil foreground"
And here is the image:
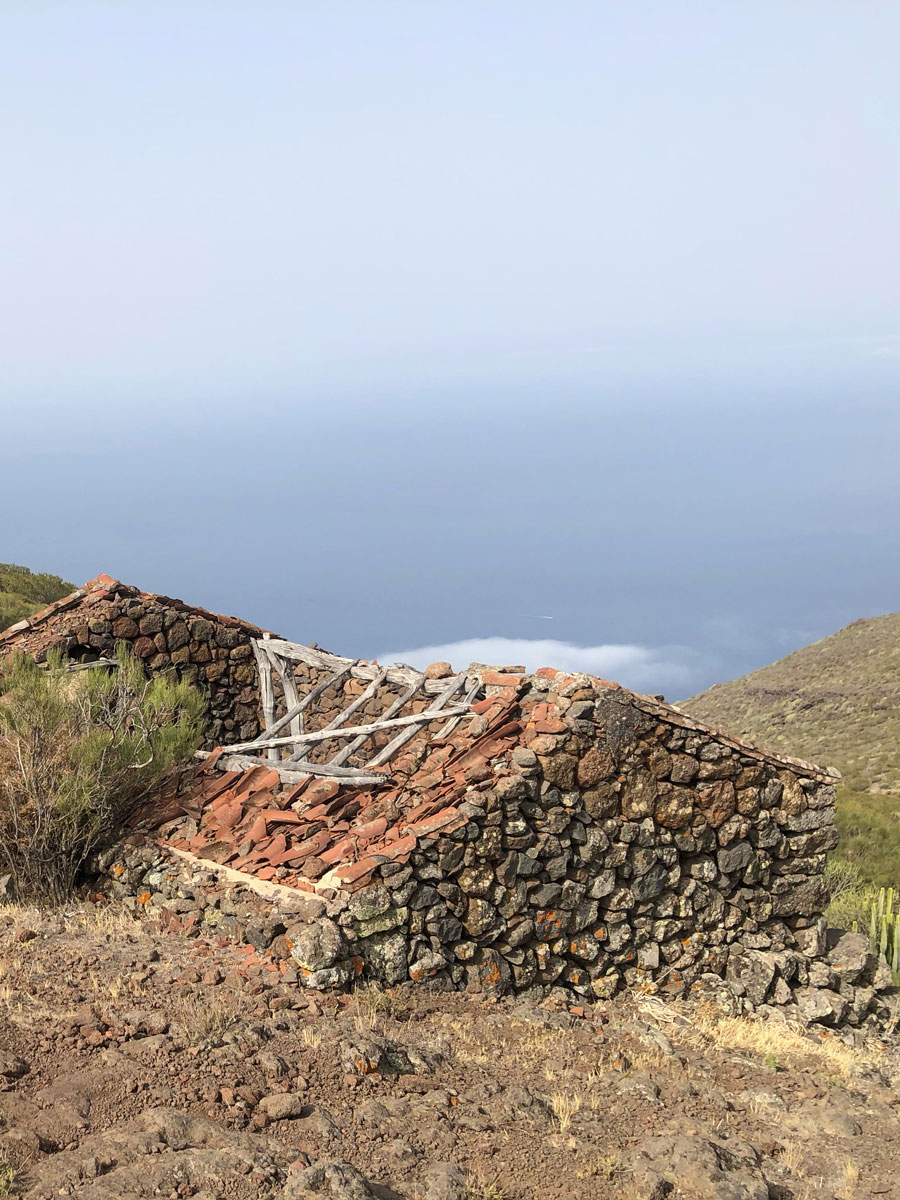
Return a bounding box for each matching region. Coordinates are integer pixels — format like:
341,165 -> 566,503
1,904 -> 899,1200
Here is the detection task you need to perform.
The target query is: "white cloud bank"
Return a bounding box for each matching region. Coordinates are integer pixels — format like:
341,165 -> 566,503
376,637 -> 704,698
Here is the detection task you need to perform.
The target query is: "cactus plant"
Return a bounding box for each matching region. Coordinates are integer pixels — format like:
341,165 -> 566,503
864,887 -> 900,982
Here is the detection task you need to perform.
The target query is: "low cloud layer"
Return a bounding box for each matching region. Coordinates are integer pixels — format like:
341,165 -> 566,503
376,637 -> 705,698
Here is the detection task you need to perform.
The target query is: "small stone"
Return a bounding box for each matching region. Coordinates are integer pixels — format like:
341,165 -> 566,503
717,841 -> 753,874
826,930 -> 873,984
259,1091 -> 304,1120
425,661 -> 454,680
794,986 -> 849,1026
348,885 -> 391,922
283,1159 -> 378,1198
289,919 -> 349,972
420,1162 -> 468,1200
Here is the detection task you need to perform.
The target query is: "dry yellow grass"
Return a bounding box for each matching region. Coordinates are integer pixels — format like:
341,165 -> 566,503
299,1024 -> 322,1049
171,994 -> 240,1044
465,1169 -> 508,1200
0,1156 -> 18,1196
348,981 -> 409,1031
576,1152 -> 619,1181
549,1092 -> 582,1133
684,1008 -> 873,1080
433,1014 -> 572,1070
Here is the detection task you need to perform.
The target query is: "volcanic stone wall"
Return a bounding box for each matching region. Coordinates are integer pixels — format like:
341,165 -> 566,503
0,576 -> 269,748
318,675 -> 841,1001
100,668 -> 861,1022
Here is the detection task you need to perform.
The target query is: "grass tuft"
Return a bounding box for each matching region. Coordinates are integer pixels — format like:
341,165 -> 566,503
0,1157 -> 16,1196
171,994 -> 239,1044
549,1092 -> 582,1134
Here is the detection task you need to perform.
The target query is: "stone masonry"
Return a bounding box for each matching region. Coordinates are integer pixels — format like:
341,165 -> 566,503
8,577 -> 897,1028
0,575 -> 271,748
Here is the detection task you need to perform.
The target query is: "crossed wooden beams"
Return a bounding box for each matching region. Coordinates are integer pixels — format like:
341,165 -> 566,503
208,636 -> 484,786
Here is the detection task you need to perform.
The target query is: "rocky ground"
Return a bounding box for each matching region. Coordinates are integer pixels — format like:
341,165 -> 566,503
1,902 -> 899,1200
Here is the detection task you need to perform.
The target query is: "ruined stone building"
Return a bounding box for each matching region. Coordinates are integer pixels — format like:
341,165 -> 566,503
5,575 -> 876,1025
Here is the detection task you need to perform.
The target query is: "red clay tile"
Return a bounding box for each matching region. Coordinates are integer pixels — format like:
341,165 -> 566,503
216,801 -> 244,831
317,835 -> 359,867
245,814 -> 268,844
353,816 -> 388,842
330,856 -> 378,885
257,808 -> 307,826
306,779 -> 340,804
266,833 -> 287,860
368,832 -> 417,861
403,807 -> 461,836
481,671 -> 524,687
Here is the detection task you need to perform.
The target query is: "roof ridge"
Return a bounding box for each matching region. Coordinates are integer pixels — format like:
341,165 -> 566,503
0,574 -> 119,645
526,668 -> 837,781
0,574 -> 276,645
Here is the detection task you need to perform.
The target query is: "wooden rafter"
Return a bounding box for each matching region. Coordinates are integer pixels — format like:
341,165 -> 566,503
218,705 -> 471,757
326,674 -> 425,768
198,750 -> 385,786
288,666 -> 390,764
365,672 -> 468,768
224,637 -> 487,785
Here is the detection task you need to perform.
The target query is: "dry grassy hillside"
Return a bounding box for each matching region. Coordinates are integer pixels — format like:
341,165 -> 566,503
684,612 -> 900,793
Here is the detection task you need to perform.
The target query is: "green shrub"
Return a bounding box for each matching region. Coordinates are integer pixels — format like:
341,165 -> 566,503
0,646 -> 205,903
834,788 -> 900,891
824,856 -> 876,930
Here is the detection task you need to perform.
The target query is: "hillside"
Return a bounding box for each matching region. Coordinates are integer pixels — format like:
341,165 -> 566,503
684,612 -> 900,793
0,563 -> 73,634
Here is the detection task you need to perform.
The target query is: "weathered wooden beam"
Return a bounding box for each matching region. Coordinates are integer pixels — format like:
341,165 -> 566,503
219,704 -> 470,756
246,663 -> 351,746
251,639 -> 279,762
197,750 -> 384,785
259,639 -> 452,694
288,666 -> 390,763
433,678 -> 483,739
365,672 -> 469,768
271,650 -> 303,740
327,675 -> 426,767
43,657 -> 120,673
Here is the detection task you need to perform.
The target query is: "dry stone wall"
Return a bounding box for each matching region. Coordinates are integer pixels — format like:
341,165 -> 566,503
0,576 -> 269,748
0,575 -> 431,760
95,667 -> 898,1030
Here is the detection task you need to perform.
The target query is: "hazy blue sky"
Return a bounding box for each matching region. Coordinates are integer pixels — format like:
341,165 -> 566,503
2,2 -> 899,696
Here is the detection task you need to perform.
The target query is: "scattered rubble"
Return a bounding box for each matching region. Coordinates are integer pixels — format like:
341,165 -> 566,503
1,902 -> 898,1199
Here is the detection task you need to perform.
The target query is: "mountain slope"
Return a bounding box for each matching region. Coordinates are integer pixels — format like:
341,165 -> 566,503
0,563 -> 74,634
684,612 -> 900,793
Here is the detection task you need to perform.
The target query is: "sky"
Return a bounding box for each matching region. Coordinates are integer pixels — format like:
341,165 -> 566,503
2,2 -> 899,698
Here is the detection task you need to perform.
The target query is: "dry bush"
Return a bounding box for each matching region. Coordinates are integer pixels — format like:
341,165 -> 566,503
0,647 -> 204,904
171,993 -> 240,1044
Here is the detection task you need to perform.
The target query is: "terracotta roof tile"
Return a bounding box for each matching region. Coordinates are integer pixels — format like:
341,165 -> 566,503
141,634 -> 836,902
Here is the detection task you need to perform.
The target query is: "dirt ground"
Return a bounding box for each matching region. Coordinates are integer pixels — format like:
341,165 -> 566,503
1,901 -> 899,1200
